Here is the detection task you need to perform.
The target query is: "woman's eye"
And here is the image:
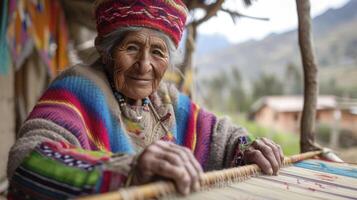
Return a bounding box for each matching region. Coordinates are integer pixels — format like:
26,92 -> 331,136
126,45 -> 139,51
152,49 -> 165,57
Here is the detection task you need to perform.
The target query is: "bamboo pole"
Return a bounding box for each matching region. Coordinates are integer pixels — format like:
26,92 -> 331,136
77,151 -> 322,200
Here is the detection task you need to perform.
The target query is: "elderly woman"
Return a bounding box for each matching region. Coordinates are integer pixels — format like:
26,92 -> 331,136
7,0 -> 284,199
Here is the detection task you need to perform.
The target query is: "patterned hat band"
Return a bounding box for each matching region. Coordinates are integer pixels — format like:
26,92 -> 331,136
95,0 -> 188,47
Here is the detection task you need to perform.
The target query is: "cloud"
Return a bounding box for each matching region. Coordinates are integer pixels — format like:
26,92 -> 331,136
198,0 -> 350,43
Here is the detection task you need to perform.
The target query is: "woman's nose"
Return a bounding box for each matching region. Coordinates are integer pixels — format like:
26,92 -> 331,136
137,50 -> 152,74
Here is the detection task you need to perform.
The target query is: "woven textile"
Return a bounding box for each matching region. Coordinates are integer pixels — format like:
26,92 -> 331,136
9,141 -> 114,199
95,0 -> 188,47
6,0 -> 69,76
166,159 -> 357,200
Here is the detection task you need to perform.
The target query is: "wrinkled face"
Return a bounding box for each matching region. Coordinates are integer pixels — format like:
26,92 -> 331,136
111,29 -> 169,101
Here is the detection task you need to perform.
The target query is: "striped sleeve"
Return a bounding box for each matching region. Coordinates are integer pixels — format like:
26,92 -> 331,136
174,93 -> 216,170
173,92 -> 253,171
8,66 -> 138,199
8,140 -> 133,200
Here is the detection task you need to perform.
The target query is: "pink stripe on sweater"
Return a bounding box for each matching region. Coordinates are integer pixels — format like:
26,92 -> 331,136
194,109 -> 216,168
29,102 -> 92,150
39,89 -> 111,151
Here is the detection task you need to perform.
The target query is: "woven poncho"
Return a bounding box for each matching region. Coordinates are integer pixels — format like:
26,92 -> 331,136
7,63 -> 250,199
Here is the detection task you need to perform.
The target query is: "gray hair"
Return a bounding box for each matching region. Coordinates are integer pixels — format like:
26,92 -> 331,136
95,27 -> 182,68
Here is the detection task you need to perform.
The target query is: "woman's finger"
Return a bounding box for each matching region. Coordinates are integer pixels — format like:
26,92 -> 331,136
150,157 -> 191,195
176,145 -> 203,191
244,147 -> 273,175
278,144 -> 285,164
138,143 -> 181,181
253,139 -> 279,175
261,138 -> 282,167
139,143 -> 193,195
262,139 -> 285,166
137,145 -> 161,182
178,145 -> 203,174
156,141 -> 201,191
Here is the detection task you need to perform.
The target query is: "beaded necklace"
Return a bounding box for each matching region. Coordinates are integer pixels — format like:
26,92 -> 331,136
109,80 -> 149,121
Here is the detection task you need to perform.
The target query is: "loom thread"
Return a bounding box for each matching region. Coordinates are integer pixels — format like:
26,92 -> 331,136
77,151 -> 322,200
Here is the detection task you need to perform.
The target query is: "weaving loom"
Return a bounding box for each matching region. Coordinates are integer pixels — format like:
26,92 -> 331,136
78,151 -> 357,200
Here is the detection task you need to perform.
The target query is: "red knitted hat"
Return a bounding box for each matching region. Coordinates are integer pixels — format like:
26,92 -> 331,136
95,0 -> 188,47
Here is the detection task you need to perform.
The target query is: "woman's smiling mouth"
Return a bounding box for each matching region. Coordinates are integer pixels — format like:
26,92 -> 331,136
127,76 -> 153,84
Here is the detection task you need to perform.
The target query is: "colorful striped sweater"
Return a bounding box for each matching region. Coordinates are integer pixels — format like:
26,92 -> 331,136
7,63 -> 251,199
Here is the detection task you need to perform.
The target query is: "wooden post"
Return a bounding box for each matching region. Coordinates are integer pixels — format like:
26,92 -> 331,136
178,23 -> 197,91
296,0 -> 321,152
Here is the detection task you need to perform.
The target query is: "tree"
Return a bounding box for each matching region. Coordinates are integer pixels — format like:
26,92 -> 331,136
228,67 -> 249,112
284,63 -> 302,95
204,72 -> 230,111
252,73 -> 284,100
202,67 -> 249,113
296,0 -> 321,153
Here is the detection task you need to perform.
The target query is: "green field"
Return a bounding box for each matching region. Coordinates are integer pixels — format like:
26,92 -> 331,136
216,112 -> 300,156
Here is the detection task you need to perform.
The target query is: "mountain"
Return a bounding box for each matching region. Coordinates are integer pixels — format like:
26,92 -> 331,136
196,34 -> 231,56
195,0 -> 357,86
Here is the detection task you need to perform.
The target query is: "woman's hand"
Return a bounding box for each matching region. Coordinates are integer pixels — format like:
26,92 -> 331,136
132,141 -> 203,195
243,137 -> 284,175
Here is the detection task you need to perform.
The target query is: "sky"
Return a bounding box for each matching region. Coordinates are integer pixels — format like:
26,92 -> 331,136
197,0 -> 350,43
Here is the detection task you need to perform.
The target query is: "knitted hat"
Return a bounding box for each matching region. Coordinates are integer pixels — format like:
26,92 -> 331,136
94,0 -> 188,47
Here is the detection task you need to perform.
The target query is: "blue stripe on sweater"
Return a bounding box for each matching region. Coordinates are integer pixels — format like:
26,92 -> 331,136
49,76 -> 134,154
174,94 -> 191,145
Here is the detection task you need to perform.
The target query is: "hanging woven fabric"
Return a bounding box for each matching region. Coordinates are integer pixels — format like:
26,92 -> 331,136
0,0 -> 11,74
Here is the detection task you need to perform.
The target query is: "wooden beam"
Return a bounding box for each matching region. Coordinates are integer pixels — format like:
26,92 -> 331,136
296,0 -> 321,153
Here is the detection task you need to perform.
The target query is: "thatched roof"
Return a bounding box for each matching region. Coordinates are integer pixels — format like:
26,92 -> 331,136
61,0 -> 96,30
60,0 -> 258,32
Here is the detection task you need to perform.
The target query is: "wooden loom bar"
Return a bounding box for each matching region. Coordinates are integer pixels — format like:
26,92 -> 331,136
77,150 -> 322,200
